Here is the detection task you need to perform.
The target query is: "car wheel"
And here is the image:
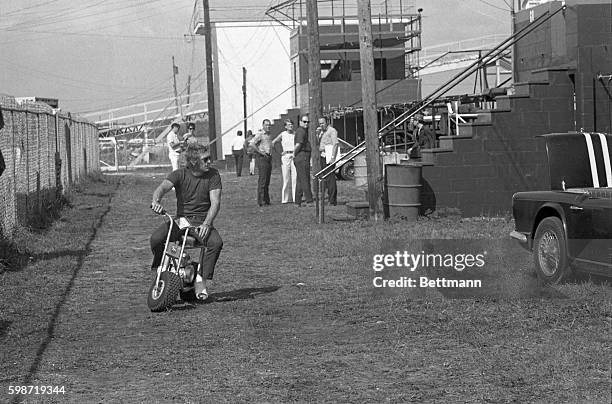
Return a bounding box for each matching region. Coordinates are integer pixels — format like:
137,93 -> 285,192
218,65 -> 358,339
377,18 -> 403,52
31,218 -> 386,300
533,217 -> 571,284
340,161 -> 355,181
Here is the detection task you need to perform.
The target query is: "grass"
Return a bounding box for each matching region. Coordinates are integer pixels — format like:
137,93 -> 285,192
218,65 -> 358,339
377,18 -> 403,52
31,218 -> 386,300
0,173 -> 107,274
0,167 -> 610,403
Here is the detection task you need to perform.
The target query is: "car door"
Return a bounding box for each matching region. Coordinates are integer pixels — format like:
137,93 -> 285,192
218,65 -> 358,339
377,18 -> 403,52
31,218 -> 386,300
570,190 -> 612,274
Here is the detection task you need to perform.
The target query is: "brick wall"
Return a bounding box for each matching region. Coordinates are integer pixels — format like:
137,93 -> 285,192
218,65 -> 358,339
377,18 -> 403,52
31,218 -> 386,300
418,1 -> 611,216
514,0 -> 612,132
0,95 -> 100,238
420,69 -> 575,216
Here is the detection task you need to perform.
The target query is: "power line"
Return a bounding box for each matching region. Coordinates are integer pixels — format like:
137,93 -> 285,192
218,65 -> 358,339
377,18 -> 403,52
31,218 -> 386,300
270,21 -> 290,58
218,84 -> 294,140
78,68 -> 207,124
217,48 -> 251,96
0,57 -> 175,95
71,2 -> 193,35
2,0 -> 62,17
74,87 -> 171,114
0,0 -> 174,32
0,3 -> 194,46
218,28 -> 245,67
454,0 -> 509,24
1,0 -> 115,30
0,28 -> 185,41
242,26 -> 274,62
475,0 -> 510,12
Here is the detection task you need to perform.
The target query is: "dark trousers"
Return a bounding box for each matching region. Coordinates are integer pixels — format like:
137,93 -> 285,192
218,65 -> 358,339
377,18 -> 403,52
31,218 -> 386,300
320,157 -> 337,205
233,150 -> 244,176
150,219 -> 223,280
256,154 -> 272,205
294,154 -> 313,204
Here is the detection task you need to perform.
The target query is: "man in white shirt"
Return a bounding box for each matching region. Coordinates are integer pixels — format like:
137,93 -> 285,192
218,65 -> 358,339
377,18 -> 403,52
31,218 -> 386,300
167,122 -> 182,171
272,119 -> 297,203
317,116 -> 339,205
231,130 -> 245,177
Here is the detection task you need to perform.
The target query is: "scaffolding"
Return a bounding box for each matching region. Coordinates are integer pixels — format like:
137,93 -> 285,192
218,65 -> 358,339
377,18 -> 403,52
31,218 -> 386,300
267,0 -> 421,80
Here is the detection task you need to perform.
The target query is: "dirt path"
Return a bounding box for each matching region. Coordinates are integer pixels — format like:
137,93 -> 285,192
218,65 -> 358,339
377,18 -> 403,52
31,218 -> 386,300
1,170 -> 610,403
1,171 -> 357,402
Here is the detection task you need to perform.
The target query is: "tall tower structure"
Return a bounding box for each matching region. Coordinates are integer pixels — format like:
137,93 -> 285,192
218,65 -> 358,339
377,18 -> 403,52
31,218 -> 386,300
267,0 -> 422,112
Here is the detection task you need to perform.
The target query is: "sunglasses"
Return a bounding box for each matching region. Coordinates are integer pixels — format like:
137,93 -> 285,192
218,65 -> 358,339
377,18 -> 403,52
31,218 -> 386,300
302,120 -> 309,123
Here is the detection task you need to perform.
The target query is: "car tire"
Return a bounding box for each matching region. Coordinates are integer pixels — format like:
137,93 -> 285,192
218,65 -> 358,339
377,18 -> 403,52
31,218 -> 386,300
533,217 -> 571,284
339,160 -> 355,181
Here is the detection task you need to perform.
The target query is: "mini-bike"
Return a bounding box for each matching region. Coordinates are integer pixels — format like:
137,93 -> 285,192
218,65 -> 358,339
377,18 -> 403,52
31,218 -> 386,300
147,212 -> 206,312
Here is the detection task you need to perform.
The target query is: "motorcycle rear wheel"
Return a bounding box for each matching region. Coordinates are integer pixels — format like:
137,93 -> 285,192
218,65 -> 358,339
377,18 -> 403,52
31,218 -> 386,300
147,271 -> 181,312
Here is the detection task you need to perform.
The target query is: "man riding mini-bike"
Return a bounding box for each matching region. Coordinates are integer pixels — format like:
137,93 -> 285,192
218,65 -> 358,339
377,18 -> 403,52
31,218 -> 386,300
149,144 -> 223,311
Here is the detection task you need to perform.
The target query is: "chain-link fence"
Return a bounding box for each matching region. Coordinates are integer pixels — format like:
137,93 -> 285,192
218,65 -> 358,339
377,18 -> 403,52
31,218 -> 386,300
0,95 -> 99,238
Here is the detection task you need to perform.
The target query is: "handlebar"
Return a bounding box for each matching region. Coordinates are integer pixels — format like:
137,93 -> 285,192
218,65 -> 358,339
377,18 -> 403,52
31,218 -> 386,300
151,206 -> 207,244
151,204 -> 171,220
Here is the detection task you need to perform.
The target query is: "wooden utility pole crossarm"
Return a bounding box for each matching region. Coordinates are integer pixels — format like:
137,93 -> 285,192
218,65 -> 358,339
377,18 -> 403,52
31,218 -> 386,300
357,0 -> 383,220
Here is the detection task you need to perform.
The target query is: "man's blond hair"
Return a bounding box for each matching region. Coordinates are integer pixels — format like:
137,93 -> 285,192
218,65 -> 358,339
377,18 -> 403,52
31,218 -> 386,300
185,144 -> 210,169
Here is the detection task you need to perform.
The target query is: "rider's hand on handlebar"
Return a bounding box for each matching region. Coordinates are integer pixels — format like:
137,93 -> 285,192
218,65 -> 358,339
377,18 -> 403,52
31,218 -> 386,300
151,201 -> 165,214
198,223 -> 212,242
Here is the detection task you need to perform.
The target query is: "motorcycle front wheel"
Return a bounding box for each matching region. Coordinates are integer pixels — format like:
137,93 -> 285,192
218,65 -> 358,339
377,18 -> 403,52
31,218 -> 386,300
147,271 -> 181,312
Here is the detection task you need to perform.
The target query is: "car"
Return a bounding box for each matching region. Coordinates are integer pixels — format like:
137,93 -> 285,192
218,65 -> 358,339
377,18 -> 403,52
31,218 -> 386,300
333,151 -> 354,180
510,132 -> 612,284
331,134 -> 416,180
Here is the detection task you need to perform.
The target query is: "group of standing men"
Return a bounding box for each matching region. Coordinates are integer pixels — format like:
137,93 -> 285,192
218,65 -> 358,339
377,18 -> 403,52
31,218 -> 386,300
174,113 -> 435,209
247,114 -> 338,207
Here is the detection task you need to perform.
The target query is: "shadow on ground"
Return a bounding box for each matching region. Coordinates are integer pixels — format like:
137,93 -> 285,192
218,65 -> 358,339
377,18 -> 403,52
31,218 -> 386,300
206,285 -> 280,303
169,286 -> 281,310
0,320 -> 12,342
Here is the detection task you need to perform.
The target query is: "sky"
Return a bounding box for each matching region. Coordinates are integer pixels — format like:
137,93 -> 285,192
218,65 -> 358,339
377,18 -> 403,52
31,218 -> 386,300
0,0 -> 511,154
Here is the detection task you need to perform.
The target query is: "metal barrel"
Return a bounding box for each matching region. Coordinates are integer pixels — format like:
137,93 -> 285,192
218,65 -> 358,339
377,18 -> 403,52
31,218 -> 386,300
354,154 -> 367,187
384,163 -> 422,221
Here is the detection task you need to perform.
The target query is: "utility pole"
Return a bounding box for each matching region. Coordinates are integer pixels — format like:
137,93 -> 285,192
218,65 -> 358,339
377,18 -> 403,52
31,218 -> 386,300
511,0 -> 517,85
306,0 -> 322,220
172,56 -> 181,118
203,0 -> 217,160
357,0 -> 383,220
242,67 -> 248,136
